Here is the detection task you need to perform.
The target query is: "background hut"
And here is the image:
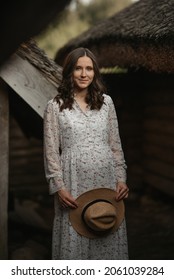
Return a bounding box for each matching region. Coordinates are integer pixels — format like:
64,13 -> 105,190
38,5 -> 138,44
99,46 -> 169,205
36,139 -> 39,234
55,0 -> 174,197
55,0 -> 174,73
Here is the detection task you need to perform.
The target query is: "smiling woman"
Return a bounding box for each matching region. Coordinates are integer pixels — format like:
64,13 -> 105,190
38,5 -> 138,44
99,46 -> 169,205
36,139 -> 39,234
55,48 -> 105,111
73,56 -> 94,95
43,47 -> 129,260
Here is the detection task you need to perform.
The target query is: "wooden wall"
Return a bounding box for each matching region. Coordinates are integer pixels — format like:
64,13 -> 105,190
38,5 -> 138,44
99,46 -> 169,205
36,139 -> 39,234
103,73 -> 144,193
143,75 -> 174,196
103,72 -> 174,197
0,80 -> 9,259
9,107 -> 47,201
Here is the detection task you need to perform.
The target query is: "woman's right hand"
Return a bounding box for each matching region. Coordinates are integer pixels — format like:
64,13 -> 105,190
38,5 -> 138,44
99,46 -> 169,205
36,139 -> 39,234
58,189 -> 78,209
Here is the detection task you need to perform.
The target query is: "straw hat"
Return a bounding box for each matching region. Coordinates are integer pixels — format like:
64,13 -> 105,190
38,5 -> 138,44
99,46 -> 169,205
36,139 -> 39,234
69,188 -> 125,238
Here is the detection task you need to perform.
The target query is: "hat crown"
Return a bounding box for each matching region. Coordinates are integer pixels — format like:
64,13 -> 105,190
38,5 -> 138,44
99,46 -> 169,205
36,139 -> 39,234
83,201 -> 117,232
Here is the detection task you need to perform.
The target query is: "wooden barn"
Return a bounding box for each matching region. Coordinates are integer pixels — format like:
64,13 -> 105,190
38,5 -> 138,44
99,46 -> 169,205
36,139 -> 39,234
55,0 -> 174,197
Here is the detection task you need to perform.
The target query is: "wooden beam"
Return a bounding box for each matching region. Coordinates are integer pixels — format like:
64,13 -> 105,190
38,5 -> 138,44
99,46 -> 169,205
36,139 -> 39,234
144,120 -> 174,135
143,159 -> 174,180
144,132 -> 174,148
143,144 -> 174,165
0,54 -> 57,118
144,172 -> 174,197
0,79 -> 9,259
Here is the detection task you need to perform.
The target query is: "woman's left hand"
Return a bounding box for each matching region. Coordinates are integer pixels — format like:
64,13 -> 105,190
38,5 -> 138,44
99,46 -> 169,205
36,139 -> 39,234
115,182 -> 129,201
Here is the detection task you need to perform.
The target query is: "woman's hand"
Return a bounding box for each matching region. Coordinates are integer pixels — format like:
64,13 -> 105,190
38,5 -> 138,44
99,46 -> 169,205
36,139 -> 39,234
115,182 -> 129,201
58,189 -> 78,209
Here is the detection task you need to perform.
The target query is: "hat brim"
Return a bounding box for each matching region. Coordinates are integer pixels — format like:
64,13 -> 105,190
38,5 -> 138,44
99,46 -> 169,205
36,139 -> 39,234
69,188 -> 125,238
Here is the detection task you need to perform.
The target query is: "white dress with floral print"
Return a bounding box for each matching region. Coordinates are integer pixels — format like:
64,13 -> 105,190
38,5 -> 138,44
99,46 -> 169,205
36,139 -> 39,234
44,94 -> 128,259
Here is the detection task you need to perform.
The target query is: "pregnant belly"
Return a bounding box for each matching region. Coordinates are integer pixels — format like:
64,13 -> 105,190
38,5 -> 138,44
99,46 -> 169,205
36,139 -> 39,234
61,145 -> 116,173
61,146 -> 117,191
77,146 -> 116,172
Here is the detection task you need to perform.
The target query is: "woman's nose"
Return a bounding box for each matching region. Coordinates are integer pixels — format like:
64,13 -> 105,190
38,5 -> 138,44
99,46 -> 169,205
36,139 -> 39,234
81,68 -> 86,76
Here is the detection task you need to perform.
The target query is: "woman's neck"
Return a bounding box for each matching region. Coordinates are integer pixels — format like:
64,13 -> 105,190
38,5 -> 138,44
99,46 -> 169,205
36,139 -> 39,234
74,89 -> 88,100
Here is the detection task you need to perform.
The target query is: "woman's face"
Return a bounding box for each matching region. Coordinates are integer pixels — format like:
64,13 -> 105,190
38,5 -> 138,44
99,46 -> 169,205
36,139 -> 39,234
72,56 -> 94,91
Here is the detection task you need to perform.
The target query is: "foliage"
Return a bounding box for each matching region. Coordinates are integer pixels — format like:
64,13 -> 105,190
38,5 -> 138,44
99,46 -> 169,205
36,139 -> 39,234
76,0 -> 131,25
35,0 -> 132,59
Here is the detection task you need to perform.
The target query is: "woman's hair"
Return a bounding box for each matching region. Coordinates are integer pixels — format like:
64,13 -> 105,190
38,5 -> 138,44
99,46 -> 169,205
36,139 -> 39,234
55,47 -> 106,111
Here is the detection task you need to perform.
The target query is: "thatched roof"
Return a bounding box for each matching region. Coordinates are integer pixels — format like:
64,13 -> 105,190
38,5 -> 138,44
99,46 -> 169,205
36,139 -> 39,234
0,39 -> 62,121
16,39 -> 62,88
0,39 -> 62,138
55,0 -> 174,73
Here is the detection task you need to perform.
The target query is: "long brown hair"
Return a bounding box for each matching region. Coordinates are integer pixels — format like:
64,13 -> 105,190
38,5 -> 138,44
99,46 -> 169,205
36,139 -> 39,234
55,47 -> 106,111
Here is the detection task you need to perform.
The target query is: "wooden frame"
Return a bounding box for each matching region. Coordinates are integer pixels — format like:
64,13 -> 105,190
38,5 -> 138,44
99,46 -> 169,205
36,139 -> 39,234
0,79 -> 9,259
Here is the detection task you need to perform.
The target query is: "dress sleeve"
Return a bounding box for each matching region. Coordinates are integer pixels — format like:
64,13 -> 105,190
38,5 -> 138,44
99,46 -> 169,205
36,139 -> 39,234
107,95 -> 127,183
43,100 -> 66,195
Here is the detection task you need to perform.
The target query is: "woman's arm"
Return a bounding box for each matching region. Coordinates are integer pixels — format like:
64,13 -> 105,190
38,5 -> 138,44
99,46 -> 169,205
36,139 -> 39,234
43,100 -> 78,208
107,95 -> 129,200
43,100 -> 66,195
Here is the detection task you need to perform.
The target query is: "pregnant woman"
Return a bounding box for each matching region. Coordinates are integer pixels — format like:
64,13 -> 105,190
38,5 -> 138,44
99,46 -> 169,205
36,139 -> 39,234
44,47 -> 129,260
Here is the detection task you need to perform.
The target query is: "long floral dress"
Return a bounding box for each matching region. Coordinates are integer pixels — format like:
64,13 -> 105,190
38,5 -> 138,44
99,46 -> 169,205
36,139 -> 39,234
44,93 -> 128,259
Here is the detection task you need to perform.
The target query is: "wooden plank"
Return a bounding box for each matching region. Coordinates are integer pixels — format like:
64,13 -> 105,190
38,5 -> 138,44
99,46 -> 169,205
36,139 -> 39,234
144,106 -> 174,119
144,159 -> 174,180
144,133 -> 174,148
10,146 -> 43,157
0,79 -> 9,259
144,90 -> 174,105
9,184 -> 48,194
0,54 -> 58,118
144,172 -> 174,196
10,156 -> 43,167
144,120 -> 174,135
9,173 -> 45,184
10,139 -> 42,149
143,144 -> 174,165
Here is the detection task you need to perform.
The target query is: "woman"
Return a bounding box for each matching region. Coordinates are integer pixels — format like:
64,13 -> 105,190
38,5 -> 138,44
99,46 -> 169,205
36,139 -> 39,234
44,47 -> 129,259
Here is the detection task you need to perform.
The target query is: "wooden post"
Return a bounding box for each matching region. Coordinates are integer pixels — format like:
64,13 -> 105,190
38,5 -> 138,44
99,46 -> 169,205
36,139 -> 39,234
0,79 -> 9,259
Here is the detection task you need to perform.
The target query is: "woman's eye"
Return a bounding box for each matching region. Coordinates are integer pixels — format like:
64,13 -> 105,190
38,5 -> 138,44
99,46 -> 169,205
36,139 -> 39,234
75,66 -> 81,70
86,67 -> 93,71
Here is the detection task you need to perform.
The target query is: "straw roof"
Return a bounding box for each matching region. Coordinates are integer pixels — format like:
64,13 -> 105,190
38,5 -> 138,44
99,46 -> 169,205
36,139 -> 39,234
16,39 -> 62,88
55,0 -> 174,73
0,39 -> 62,138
